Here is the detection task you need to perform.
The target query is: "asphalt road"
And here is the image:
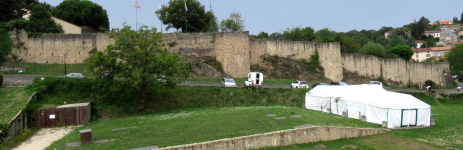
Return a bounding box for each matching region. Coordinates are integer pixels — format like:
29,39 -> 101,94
3,75 -> 463,93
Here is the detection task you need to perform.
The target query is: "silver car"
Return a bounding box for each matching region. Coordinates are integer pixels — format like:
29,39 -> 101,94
59,73 -> 87,78
221,78 -> 236,87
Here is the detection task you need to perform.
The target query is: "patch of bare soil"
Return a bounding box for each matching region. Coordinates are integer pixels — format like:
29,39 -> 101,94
12,126 -> 81,150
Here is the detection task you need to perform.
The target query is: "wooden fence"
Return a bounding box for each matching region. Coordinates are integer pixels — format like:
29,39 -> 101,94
30,103 -> 91,128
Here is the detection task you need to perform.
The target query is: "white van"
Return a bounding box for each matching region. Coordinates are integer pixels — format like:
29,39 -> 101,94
244,72 -> 264,86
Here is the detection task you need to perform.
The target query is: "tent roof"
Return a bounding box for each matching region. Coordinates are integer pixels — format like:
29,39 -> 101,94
307,85 -> 430,109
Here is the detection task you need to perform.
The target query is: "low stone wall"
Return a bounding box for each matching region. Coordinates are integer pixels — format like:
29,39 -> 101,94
158,126 -> 390,150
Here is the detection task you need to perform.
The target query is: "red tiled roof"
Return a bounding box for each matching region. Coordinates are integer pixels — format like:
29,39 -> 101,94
413,48 -> 432,52
430,47 -> 452,51
433,20 -> 452,25
425,30 -> 441,33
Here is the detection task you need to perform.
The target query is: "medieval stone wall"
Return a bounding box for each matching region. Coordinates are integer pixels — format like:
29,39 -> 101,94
342,53 -> 453,86
8,29 -> 453,86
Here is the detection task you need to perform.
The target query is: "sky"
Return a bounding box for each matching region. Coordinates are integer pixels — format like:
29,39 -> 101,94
39,0 -> 462,35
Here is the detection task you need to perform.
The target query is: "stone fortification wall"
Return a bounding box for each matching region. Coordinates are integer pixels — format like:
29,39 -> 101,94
95,33 -> 113,51
318,43 -> 342,81
214,31 -> 250,77
163,32 -> 215,57
158,126 -> 390,150
342,53 -> 453,86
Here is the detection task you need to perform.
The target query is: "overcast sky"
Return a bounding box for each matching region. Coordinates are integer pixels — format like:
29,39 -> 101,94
40,0 -> 462,35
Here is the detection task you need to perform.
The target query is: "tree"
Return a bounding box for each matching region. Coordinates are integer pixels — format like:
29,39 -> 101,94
461,12 -> 463,24
314,28 -> 338,42
268,32 -> 282,40
86,24 -> 189,110
410,17 -> 429,40
390,45 -> 414,61
447,44 -> 463,73
29,5 -> 63,34
255,31 -> 268,39
388,35 -> 405,49
51,0 -> 109,31
340,36 -> 361,53
375,36 -> 389,48
219,12 -> 245,31
282,26 -> 314,41
156,0 -> 216,32
25,0 -> 53,11
358,41 -> 388,58
453,17 -> 459,24
0,0 -> 24,22
0,27 -> 13,62
353,33 -> 370,46
403,36 -> 417,48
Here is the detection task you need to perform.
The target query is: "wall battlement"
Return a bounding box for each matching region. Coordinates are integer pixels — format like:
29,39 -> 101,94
9,29 -> 452,86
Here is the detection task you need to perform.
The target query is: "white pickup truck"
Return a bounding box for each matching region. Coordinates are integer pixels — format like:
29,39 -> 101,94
244,72 -> 264,86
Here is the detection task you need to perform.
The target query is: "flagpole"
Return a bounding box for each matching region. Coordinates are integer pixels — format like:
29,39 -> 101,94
136,0 -> 138,30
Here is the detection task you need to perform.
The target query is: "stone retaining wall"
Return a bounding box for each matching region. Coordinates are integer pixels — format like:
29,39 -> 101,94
158,126 -> 390,150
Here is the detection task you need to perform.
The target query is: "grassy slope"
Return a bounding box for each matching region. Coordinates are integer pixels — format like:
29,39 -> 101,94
45,106 -> 380,150
0,87 -> 34,124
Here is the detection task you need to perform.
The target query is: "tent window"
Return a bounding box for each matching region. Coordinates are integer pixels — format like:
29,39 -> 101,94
401,109 -> 418,127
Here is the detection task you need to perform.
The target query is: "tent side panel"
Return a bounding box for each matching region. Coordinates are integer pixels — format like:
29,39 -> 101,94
305,94 -> 330,112
388,109 -> 403,128
417,108 -> 431,127
365,105 -> 388,125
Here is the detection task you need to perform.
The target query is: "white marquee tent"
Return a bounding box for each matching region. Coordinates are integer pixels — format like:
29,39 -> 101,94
305,85 -> 431,128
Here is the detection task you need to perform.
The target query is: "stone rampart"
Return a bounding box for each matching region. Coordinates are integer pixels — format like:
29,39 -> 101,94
8,29 -> 452,84
342,53 -> 453,86
157,126 -> 390,150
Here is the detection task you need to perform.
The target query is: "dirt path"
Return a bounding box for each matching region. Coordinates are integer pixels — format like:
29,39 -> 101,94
12,126 -> 80,150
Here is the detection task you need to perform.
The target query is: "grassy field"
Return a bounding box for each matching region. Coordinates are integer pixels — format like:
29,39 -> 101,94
1,62 -> 95,77
0,87 -> 34,124
45,106 -> 381,150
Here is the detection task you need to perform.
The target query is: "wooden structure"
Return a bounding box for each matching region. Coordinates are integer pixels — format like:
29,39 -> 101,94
30,103 -> 91,128
79,129 -> 92,145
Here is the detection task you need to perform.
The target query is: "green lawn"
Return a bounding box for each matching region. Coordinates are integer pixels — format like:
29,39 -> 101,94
1,62 -> 95,77
0,87 -> 34,124
45,106 -> 381,150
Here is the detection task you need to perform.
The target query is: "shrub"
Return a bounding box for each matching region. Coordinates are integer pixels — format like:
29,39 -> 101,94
0,74 -> 3,86
358,41 -> 388,58
425,80 -> 436,87
308,51 -> 320,71
0,123 -> 10,143
0,27 -> 13,62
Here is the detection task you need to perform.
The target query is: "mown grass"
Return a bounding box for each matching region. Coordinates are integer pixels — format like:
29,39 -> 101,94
45,106 -> 381,150
1,62 -> 95,77
0,87 -> 34,124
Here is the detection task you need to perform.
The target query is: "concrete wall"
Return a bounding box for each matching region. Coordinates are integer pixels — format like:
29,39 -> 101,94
158,126 -> 390,150
342,53 -> 453,86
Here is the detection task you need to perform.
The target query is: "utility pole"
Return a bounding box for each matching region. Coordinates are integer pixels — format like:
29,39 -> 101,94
63,53 -> 67,75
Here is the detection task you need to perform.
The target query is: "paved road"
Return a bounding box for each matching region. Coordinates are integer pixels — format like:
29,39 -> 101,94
3,75 -> 463,93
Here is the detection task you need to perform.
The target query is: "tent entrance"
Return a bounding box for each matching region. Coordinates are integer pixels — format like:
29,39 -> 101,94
401,109 -> 418,127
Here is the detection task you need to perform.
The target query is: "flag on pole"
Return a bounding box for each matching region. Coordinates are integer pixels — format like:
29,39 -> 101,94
135,2 -> 141,9
184,1 -> 188,11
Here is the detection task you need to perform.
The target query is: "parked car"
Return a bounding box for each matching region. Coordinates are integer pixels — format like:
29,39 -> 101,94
312,82 -> 328,88
58,73 -> 87,78
330,82 -> 348,86
244,72 -> 263,86
362,81 -> 383,86
221,78 -> 236,87
291,80 -> 309,89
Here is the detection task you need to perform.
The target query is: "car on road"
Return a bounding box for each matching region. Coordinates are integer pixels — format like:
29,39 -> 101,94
58,73 -> 87,78
291,80 -> 309,89
221,78 -> 236,87
312,82 -> 328,88
330,82 -> 348,86
362,81 -> 383,86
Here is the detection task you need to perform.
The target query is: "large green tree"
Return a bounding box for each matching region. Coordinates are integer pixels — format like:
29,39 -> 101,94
410,17 -> 429,40
389,45 -> 413,61
340,36 -> 361,53
447,44 -> 463,73
461,12 -> 463,24
254,31 -> 268,39
29,5 -> 63,34
358,41 -> 388,58
314,28 -> 338,42
0,27 -> 13,62
24,0 -> 53,11
156,0 -> 217,32
281,26 -> 315,41
353,33 -> 370,46
269,32 -> 283,40
0,0 -> 24,22
85,24 -> 189,110
219,12 -> 245,32
51,0 -> 109,31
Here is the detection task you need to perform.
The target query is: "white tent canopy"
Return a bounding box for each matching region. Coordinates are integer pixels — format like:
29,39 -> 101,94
305,85 -> 431,128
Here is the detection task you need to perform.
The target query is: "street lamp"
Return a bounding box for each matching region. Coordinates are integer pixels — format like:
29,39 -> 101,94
63,53 -> 67,75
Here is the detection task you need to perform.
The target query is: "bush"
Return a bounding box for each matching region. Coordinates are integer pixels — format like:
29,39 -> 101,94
0,123 -> 10,143
0,27 -> 14,62
425,80 -> 436,87
308,51 -> 320,71
358,41 -> 388,58
0,74 -> 3,86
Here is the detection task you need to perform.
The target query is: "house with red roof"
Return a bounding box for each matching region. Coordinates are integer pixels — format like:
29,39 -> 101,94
412,47 -> 452,62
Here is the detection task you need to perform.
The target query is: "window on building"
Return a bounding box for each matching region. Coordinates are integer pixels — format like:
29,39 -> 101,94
426,54 -> 431,57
